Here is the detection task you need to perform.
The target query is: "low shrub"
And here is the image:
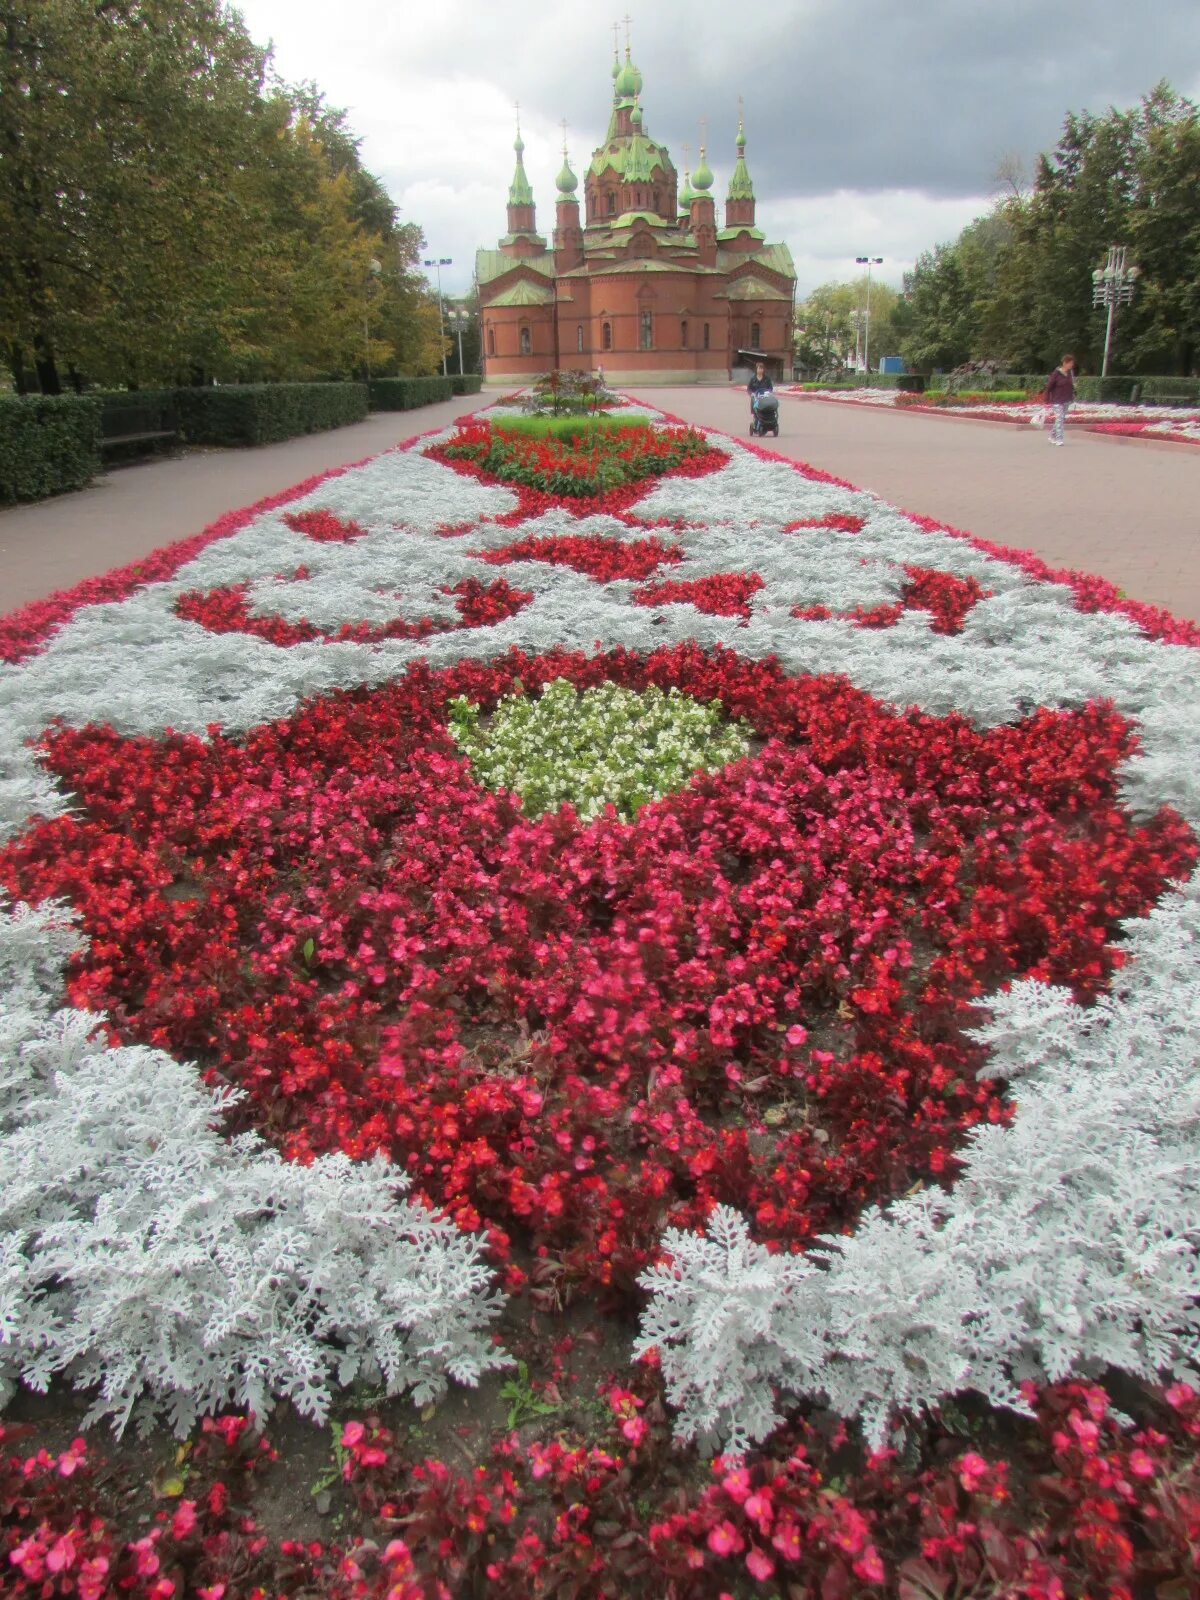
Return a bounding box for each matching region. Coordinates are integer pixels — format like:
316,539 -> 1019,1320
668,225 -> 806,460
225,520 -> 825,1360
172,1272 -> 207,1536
174,382 -> 367,446
0,394 -> 101,504
897,389 -> 1032,408
368,376 -> 454,410
1073,375 -> 1141,404
449,374 -> 483,396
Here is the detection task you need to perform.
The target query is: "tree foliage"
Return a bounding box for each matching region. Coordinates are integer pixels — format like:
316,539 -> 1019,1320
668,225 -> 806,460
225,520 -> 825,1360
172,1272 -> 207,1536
898,84 -> 1200,375
0,0 -> 443,392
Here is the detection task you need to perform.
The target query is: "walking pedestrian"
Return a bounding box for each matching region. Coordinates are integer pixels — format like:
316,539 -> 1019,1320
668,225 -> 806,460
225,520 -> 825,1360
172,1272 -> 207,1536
1044,354 -> 1076,447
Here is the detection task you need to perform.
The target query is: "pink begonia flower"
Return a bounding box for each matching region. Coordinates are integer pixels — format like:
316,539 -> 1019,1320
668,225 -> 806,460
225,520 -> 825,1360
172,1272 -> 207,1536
172,1499 -> 198,1539
746,1547 -> 776,1580
79,1557 -> 111,1600
1165,1382 -> 1196,1410
1127,1449 -> 1156,1479
341,1420 -> 366,1447
743,1490 -> 773,1528
57,1437 -> 87,1477
132,1535 -> 161,1577
706,1519 -> 744,1556
854,1546 -> 887,1584
45,1533 -> 77,1573
196,1586 -> 227,1600
10,1537 -> 46,1580
771,1519 -> 802,1560
721,1467 -> 751,1503
956,1451 -> 991,1492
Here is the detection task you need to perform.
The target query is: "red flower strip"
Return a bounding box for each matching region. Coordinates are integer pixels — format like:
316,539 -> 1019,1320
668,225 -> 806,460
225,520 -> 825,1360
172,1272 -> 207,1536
632,573 -> 765,617
173,577 -> 532,647
476,533 -> 684,582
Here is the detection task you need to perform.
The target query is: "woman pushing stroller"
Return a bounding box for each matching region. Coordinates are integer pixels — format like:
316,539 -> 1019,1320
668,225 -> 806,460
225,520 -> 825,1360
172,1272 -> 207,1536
747,362 -> 780,437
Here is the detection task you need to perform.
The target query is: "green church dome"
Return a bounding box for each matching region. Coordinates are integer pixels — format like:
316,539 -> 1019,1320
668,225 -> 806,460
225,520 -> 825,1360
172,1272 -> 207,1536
691,148 -> 714,191
556,154 -> 578,196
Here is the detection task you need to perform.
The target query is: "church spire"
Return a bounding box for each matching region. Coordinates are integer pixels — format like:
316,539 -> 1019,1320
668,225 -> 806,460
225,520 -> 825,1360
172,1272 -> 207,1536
724,98 -> 758,237
507,107 -> 534,207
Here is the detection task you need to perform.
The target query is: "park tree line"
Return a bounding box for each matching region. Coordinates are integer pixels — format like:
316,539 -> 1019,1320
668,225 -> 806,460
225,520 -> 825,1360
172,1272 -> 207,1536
797,84 -> 1200,377
0,0 -> 444,394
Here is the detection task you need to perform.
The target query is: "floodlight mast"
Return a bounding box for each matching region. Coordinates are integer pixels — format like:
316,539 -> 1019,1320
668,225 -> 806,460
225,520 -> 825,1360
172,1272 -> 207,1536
1091,245 -> 1139,378
855,255 -> 884,375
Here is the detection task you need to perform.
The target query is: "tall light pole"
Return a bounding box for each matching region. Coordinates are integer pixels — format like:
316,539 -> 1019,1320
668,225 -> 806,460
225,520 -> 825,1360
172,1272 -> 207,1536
422,256 -> 452,376
855,256 -> 883,375
1091,245 -> 1140,378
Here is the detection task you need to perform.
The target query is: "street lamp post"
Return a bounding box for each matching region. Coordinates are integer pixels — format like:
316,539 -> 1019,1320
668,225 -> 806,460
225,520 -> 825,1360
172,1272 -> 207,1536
855,255 -> 883,375
363,257 -> 381,381
446,307 -> 468,374
1091,245 -> 1140,378
422,256 -> 453,376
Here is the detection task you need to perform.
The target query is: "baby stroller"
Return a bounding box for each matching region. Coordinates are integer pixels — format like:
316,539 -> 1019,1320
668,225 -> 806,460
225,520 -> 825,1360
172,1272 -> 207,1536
749,391 -> 779,438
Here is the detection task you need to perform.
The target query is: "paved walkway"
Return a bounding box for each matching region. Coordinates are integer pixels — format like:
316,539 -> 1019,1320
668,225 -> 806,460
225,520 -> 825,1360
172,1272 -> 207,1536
3,387 -> 1198,623
629,387 -> 1200,623
0,399 -> 480,615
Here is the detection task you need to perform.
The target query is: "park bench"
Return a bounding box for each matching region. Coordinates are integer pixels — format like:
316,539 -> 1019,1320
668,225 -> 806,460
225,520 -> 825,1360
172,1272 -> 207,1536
1128,383 -> 1197,408
100,398 -> 181,457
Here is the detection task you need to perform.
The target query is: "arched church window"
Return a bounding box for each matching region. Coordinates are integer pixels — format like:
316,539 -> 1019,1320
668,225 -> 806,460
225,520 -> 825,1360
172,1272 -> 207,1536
607,192 -> 616,215
640,310 -> 652,351
602,321 -> 612,351
751,322 -> 761,349
520,326 -> 531,356
487,326 -> 495,358
576,325 -> 584,354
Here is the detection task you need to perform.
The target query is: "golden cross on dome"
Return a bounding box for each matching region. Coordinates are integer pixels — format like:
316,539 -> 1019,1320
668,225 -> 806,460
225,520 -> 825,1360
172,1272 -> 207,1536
623,12 -> 632,54
561,117 -> 569,157
515,99 -> 521,136
612,20 -> 620,56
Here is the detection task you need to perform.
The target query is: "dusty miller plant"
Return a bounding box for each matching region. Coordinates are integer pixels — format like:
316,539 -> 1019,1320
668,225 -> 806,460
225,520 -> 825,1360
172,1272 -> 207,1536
637,883 -> 1200,1448
0,896 -> 509,1436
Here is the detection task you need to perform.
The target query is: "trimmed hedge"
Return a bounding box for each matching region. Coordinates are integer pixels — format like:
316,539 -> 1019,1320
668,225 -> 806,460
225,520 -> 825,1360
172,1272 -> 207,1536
449,374 -> 483,396
0,394 -> 101,504
172,382 -> 368,446
368,376 -> 450,410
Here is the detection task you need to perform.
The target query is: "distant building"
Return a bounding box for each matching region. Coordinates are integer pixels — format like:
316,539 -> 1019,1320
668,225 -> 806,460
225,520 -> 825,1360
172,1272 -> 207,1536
477,45 -> 796,384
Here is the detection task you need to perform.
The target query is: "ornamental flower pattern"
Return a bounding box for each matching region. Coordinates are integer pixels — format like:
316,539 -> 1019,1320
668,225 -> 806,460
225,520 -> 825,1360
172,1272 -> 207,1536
2,398 -> 1200,1472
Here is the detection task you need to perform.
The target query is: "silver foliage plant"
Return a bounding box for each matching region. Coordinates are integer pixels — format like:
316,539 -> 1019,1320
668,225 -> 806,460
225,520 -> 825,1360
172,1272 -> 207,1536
0,897 -> 508,1436
636,882 -> 1200,1449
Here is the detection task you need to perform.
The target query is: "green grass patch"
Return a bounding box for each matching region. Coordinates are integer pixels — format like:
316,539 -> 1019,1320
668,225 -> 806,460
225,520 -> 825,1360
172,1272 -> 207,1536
492,413 -> 642,444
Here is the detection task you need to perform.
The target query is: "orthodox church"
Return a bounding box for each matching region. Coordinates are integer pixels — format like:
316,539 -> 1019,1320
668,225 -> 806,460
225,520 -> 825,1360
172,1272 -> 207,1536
476,44 -> 796,384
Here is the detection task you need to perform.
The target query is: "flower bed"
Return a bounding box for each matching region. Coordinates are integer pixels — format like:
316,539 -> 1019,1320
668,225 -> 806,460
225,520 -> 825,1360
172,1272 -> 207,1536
789,386 -> 1200,437
3,398 -> 1200,1594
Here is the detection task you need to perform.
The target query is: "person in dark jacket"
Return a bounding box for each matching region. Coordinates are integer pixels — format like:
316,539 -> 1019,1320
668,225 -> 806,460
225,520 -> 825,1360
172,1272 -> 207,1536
1044,354 -> 1076,447
747,361 -> 773,424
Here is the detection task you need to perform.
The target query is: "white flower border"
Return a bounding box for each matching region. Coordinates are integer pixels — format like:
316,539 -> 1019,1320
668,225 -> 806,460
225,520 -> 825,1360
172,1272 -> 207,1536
1,405 -> 1199,1440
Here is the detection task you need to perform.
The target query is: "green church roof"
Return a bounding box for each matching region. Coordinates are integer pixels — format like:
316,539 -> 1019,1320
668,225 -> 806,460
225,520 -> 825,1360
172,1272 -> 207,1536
475,249 -> 555,286
487,279 -> 554,307
588,132 -> 673,184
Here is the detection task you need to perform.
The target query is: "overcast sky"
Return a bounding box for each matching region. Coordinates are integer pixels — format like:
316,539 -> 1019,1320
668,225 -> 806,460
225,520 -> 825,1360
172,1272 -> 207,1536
230,0 -> 1200,300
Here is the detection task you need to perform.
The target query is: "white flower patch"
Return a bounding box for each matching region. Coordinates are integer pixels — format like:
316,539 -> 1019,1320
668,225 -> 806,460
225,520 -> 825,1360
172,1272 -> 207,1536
4,400 -> 1200,1443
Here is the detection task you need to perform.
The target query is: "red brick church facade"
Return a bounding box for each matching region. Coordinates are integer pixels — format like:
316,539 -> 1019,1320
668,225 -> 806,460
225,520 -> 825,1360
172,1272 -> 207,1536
477,50 -> 796,384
